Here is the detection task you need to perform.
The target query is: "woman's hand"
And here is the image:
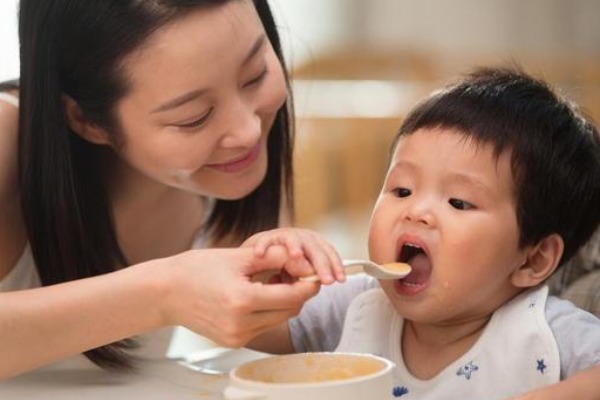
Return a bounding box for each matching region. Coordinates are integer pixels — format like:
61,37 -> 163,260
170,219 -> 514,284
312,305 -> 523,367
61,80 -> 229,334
157,245 -> 321,348
242,228 -> 346,285
0,245 -> 316,379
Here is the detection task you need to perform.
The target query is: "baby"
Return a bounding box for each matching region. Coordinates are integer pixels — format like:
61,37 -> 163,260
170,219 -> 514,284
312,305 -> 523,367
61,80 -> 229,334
246,67 -> 600,399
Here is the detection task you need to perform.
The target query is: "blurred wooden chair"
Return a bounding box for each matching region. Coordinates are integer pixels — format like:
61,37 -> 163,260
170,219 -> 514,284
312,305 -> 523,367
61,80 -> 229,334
291,48 -> 437,228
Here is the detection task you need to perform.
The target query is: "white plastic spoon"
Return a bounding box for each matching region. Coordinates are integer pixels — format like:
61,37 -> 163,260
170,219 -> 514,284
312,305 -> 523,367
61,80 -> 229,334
300,259 -> 411,282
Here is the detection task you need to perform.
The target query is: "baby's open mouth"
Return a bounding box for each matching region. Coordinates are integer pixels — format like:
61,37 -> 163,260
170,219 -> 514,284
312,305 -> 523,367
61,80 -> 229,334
397,243 -> 432,287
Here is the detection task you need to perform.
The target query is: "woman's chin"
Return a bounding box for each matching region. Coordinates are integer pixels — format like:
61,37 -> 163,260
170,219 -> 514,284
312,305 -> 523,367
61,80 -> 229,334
210,174 -> 266,200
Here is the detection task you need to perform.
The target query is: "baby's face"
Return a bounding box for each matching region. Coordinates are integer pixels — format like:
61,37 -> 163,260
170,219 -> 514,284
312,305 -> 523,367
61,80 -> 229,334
369,127 -> 529,325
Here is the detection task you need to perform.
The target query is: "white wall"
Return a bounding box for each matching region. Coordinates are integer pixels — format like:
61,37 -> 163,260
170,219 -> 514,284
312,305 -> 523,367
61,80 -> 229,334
361,0 -> 600,58
269,0 -> 359,70
0,0 -> 19,82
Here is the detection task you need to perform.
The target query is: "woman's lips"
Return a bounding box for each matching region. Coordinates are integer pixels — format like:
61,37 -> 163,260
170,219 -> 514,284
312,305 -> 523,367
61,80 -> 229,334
206,143 -> 261,173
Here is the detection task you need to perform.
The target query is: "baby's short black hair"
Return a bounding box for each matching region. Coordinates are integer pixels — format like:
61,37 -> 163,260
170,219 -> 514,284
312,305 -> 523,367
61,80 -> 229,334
394,67 -> 600,266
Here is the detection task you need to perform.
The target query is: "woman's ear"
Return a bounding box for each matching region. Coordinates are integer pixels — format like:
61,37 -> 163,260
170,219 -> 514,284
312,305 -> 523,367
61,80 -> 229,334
63,95 -> 111,145
511,234 -> 564,288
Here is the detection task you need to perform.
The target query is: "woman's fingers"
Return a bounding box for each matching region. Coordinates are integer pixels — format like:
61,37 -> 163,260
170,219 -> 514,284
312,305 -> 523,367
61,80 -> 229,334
190,279 -> 315,348
162,247 -> 320,349
292,232 -> 345,284
317,237 -> 346,282
249,230 -> 304,259
247,279 -> 319,311
242,228 -> 346,285
242,245 -> 288,275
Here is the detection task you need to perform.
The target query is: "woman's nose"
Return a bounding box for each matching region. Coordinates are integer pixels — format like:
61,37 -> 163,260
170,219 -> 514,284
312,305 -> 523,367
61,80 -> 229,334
220,98 -> 261,148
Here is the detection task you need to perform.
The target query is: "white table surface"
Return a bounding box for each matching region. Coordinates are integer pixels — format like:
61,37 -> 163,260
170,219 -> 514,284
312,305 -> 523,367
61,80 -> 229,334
0,359 -> 229,399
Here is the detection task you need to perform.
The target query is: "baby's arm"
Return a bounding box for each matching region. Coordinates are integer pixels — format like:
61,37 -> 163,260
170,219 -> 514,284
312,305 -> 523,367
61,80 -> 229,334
243,228 -> 346,285
508,365 -> 600,400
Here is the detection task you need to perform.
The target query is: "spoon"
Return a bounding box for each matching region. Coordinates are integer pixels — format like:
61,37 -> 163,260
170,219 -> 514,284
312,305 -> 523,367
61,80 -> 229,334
300,259 -> 411,282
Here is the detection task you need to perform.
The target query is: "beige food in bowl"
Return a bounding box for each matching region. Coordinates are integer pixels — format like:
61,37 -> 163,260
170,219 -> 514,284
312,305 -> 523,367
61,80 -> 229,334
235,353 -> 385,383
225,352 -> 396,400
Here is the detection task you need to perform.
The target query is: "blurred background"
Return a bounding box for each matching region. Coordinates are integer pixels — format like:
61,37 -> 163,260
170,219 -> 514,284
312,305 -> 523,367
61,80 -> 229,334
269,0 -> 600,259
2,0 -> 599,259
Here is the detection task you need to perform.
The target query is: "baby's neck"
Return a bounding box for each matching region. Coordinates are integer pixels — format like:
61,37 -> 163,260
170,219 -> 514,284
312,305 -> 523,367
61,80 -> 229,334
401,316 -> 491,380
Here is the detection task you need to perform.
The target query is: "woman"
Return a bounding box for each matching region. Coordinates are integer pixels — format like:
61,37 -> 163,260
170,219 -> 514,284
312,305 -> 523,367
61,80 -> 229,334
0,0 -> 341,380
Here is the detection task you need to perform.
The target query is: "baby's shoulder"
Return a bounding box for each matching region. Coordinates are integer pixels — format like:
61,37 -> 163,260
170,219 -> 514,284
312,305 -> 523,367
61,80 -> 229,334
545,294 -> 600,377
545,294 -> 600,334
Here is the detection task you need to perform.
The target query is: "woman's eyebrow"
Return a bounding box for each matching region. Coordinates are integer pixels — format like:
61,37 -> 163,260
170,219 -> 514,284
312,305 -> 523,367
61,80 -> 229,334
243,34 -> 266,65
152,89 -> 208,114
151,35 -> 267,114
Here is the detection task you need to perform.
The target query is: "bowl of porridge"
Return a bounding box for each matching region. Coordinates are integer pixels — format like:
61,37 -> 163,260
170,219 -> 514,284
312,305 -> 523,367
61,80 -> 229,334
223,352 -> 395,399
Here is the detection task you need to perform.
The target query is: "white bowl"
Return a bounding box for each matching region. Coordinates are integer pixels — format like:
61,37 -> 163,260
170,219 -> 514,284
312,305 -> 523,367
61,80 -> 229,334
223,352 -> 395,400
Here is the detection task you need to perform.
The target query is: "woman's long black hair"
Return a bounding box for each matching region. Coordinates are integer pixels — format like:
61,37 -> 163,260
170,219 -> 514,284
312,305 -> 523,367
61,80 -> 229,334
18,0 -> 294,369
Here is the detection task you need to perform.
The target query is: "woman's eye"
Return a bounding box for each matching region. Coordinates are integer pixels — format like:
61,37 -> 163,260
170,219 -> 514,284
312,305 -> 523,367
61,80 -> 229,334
393,188 -> 411,198
243,67 -> 268,88
174,108 -> 213,130
449,198 -> 474,210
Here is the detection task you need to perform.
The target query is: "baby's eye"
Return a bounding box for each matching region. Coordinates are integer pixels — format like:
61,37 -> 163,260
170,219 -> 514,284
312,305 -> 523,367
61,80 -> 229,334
449,198 -> 474,210
392,188 -> 411,198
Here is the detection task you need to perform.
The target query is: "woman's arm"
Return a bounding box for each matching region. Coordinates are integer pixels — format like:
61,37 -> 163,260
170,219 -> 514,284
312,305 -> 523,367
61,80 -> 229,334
0,260 -> 165,379
0,246 -> 319,380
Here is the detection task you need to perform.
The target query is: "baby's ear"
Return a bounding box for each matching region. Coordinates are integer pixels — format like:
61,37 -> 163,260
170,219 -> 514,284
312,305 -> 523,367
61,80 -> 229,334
62,95 -> 112,145
510,234 -> 564,288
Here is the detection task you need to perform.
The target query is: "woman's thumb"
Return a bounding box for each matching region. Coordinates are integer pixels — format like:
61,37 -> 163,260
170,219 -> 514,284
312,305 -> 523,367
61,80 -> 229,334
244,245 -> 289,281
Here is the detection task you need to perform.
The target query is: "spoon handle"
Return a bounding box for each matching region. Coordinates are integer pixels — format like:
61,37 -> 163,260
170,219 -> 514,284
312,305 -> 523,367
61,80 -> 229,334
342,259 -> 374,268
300,259 -> 411,282
299,259 -> 374,282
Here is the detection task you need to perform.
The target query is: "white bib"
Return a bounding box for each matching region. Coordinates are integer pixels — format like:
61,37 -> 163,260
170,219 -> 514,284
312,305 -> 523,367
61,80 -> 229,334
336,286 -> 560,399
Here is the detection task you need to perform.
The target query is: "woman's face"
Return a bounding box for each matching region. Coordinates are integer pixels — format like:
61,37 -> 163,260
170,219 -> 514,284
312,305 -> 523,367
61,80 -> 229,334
111,0 -> 286,199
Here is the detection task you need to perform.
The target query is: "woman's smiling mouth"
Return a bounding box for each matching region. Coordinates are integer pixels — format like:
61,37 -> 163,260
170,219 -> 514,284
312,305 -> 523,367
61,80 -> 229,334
206,143 -> 261,173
